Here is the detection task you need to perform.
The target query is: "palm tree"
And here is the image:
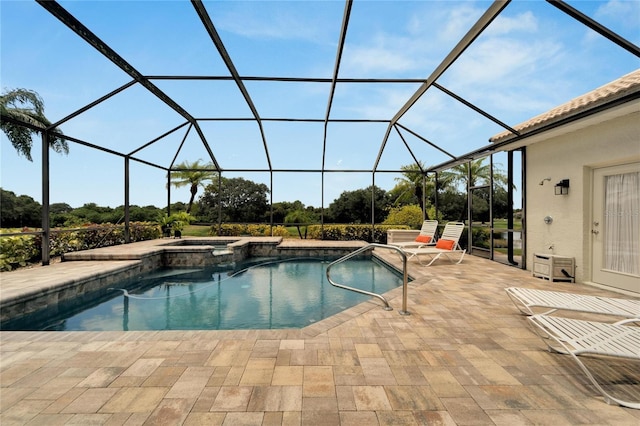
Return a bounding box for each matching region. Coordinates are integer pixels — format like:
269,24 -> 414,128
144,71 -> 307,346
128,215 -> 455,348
438,158 -> 508,190
285,209 -> 314,239
0,88 -> 68,161
170,159 -> 216,214
438,158 -> 512,222
390,161 -> 434,211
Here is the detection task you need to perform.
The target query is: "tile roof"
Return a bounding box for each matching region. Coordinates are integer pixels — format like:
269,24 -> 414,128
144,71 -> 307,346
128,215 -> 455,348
490,68 -> 640,143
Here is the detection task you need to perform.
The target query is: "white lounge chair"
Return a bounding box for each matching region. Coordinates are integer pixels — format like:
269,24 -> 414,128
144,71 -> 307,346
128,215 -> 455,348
389,220 -> 438,249
403,221 -> 466,266
505,287 -> 640,318
528,314 -> 640,409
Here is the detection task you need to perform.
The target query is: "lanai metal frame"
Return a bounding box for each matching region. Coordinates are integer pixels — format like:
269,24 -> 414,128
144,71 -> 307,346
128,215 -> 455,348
2,0 -> 638,265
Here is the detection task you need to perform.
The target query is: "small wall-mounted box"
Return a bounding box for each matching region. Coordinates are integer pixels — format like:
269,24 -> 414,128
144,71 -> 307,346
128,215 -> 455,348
533,253 -> 575,283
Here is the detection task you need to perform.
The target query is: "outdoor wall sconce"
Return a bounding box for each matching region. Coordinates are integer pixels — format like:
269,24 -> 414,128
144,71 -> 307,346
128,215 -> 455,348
555,179 -> 570,195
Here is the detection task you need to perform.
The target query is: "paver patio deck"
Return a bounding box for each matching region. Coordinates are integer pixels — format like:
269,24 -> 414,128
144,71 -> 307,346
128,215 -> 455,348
1,239 -> 639,425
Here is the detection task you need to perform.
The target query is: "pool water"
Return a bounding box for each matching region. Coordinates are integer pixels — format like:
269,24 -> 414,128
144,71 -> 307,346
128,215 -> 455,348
6,257 -> 405,331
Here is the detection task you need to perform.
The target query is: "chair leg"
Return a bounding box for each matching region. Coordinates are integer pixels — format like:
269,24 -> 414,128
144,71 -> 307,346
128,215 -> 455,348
565,350 -> 640,409
423,254 -> 440,266
529,317 -> 640,409
414,253 -> 440,266
411,250 -> 464,267
505,289 -> 533,315
504,288 -> 559,316
442,250 -> 465,265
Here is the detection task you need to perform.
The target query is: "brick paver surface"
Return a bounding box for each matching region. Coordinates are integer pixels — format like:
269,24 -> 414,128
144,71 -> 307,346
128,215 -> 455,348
1,240 -> 639,425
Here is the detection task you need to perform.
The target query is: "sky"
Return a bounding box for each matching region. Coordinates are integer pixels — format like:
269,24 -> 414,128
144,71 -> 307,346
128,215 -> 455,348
1,0 -> 639,210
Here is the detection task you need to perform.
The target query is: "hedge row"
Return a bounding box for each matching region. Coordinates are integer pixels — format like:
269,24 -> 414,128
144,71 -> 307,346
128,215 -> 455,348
307,224 -> 410,243
0,235 -> 39,271
0,222 -> 161,272
208,223 -> 410,243
209,224 -> 290,237
2,222 -> 445,271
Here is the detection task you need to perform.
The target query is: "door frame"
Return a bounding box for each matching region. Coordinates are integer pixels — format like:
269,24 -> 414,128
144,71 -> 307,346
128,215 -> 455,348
590,161 -> 640,294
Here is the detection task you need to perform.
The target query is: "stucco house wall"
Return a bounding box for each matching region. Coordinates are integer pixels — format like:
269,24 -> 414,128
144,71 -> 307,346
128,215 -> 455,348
524,106 -> 640,284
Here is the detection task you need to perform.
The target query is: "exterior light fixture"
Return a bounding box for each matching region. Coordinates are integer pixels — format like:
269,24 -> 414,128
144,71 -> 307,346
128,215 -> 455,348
555,179 -> 569,195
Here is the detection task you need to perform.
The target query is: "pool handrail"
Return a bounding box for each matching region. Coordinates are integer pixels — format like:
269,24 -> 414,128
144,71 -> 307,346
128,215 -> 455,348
326,243 -> 410,315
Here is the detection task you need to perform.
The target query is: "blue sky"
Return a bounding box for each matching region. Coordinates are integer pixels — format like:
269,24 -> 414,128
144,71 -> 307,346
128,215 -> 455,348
1,0 -> 638,209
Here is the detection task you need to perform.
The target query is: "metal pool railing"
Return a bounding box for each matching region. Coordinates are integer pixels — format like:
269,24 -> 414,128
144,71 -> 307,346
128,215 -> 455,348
326,243 -> 410,315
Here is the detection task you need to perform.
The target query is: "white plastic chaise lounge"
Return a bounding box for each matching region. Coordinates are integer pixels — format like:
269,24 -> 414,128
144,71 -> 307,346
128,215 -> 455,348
528,314 -> 640,409
505,287 -> 640,318
389,220 -> 438,249
402,221 -> 466,266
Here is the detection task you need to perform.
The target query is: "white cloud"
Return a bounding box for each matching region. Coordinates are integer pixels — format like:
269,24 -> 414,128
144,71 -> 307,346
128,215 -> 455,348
595,0 -> 640,29
214,3 -> 336,44
400,91 -> 454,131
339,85 -> 418,120
407,3 -> 484,44
448,37 -> 563,87
439,4 -> 486,43
342,3 -> 487,76
345,45 -> 416,73
485,11 -> 538,36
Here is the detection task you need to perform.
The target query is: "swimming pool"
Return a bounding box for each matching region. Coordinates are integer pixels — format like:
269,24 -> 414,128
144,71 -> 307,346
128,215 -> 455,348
3,257 -> 405,331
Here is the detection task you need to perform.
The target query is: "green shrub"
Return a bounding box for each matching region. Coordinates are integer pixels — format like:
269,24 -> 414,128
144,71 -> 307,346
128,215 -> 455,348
270,226 -> 290,237
471,226 -> 491,249
0,222 -> 161,271
382,204 -> 443,229
209,223 -> 292,238
49,230 -> 87,256
307,224 -> 402,243
47,222 -> 160,255
246,224 -> 270,236
130,222 -> 162,241
210,223 -> 247,236
383,205 -> 423,229
0,235 -> 39,271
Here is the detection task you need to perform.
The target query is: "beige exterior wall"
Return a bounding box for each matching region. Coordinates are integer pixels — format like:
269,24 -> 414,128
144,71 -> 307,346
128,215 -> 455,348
524,106 -> 640,285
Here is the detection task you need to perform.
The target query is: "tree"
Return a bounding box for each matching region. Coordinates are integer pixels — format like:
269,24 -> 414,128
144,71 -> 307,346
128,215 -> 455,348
112,205 -> 163,223
272,200 -> 305,224
326,186 -> 391,224
437,189 -> 467,222
198,177 -> 270,223
438,158 -> 508,190
285,209 -> 315,239
71,203 -> 113,224
0,188 -> 41,227
436,158 -> 514,222
50,203 -> 73,215
1,88 -> 68,161
389,162 -> 435,212
50,202 -> 77,227
170,159 -> 216,214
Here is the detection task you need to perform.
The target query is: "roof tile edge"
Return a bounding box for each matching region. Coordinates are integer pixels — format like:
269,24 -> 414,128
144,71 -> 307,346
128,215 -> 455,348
490,68 -> 640,143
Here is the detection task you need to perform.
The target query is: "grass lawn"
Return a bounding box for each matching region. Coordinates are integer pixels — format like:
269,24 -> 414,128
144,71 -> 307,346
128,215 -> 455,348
182,225 -> 211,237
495,248 -> 523,256
491,218 -> 522,230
